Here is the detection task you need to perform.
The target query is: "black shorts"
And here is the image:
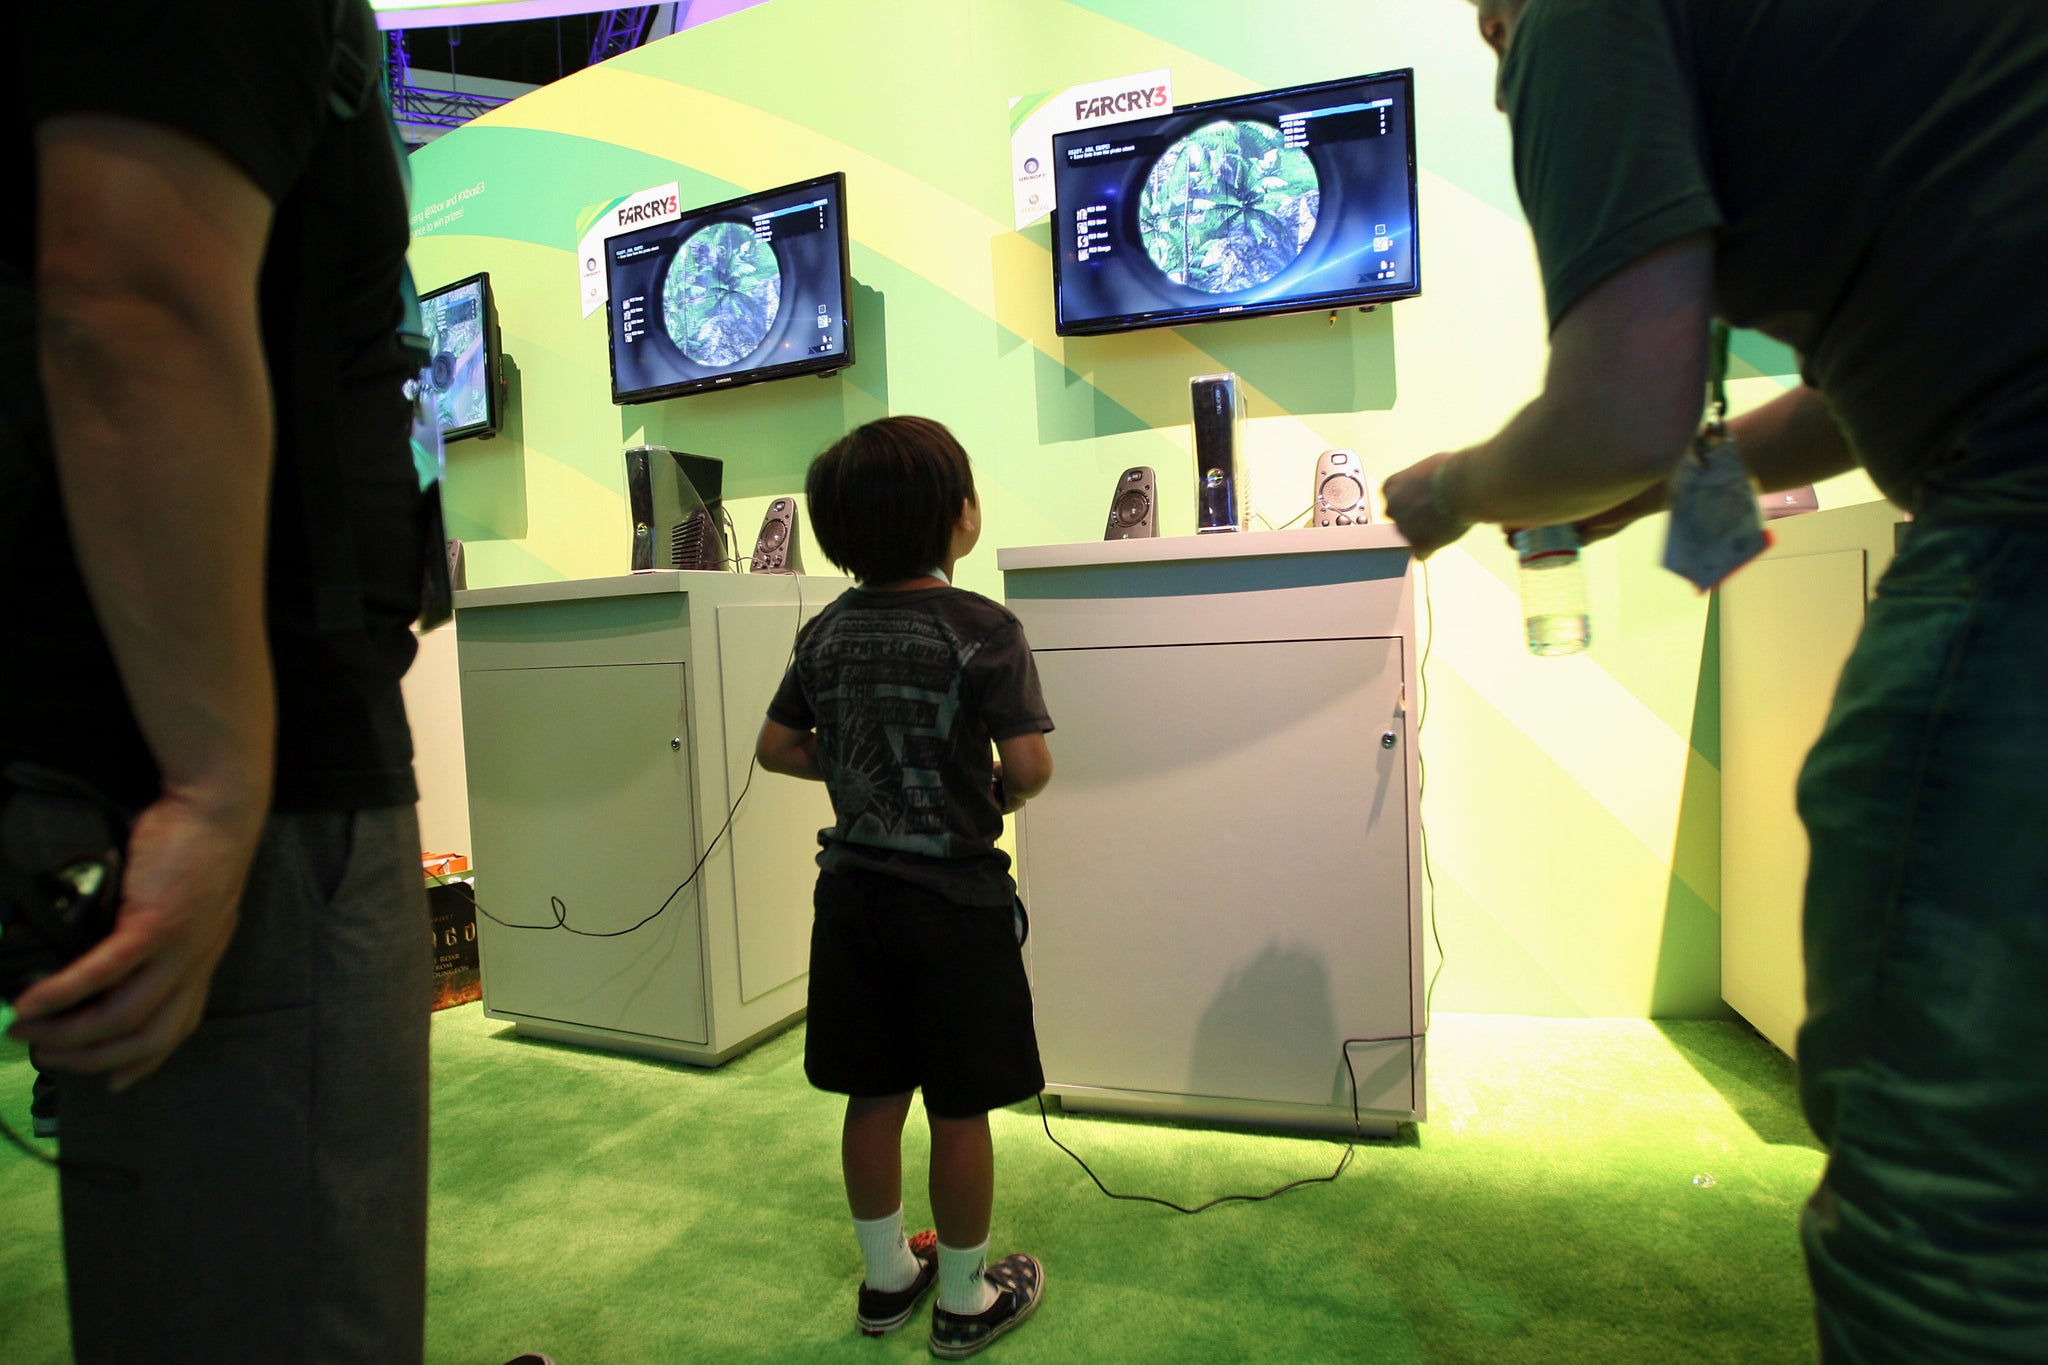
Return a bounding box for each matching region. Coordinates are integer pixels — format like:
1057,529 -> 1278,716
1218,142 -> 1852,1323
805,868 -> 1043,1119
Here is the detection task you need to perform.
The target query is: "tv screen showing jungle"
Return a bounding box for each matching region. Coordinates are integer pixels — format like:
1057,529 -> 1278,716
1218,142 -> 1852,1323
607,172 -> 854,405
419,273 -> 499,442
1051,70 -> 1419,335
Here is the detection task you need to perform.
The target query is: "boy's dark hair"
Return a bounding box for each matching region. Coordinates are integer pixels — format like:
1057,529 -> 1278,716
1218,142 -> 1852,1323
805,416 -> 977,584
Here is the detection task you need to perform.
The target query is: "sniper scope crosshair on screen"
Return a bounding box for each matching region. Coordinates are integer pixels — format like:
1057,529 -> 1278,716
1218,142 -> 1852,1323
1053,70 -> 1420,336
1140,120 -> 1319,294
608,172 -> 854,405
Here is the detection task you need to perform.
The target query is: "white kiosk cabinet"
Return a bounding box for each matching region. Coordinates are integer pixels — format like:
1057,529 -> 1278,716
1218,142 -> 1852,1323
1718,500 -> 1903,1055
1000,525 -> 1423,1134
453,570 -> 846,1065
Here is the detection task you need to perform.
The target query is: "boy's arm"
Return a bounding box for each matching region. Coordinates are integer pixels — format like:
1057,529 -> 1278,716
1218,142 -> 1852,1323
994,731 -> 1053,813
757,718 -> 823,781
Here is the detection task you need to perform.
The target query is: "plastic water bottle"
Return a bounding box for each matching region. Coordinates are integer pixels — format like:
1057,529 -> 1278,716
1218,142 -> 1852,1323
1513,525 -> 1590,656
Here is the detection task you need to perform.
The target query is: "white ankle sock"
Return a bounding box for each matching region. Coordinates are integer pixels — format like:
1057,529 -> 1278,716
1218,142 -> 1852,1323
936,1238 -> 997,1315
853,1209 -> 921,1293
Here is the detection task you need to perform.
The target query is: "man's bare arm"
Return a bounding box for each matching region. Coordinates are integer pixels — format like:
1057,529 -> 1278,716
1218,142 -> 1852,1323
8,116 -> 277,1089
1574,382 -> 1860,543
1383,233 -> 1714,556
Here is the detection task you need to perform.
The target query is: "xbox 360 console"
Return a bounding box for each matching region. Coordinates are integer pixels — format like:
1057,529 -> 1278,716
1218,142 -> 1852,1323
1103,467 -> 1157,540
749,497 -> 802,573
626,445 -> 726,571
1312,449 -> 1373,527
1190,372 -> 1246,533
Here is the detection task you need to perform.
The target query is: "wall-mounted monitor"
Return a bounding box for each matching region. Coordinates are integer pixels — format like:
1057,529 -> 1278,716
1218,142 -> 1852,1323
607,172 -> 855,405
418,271 -> 503,442
1051,70 -> 1420,336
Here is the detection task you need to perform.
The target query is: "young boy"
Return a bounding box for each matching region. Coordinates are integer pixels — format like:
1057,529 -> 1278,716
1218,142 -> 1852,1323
756,416 -> 1054,1359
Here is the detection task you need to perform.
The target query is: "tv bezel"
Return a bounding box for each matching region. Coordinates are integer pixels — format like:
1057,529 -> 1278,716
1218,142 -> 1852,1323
418,270 -> 503,444
1049,69 -> 1422,338
606,171 -> 857,407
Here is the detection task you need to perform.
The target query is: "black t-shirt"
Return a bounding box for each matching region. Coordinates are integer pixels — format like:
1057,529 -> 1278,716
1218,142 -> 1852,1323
1501,0 -> 2048,522
0,0 -> 424,811
767,585 -> 1055,907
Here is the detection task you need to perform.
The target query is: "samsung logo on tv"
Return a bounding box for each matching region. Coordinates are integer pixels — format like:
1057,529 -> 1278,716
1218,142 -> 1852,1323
1075,85 -> 1169,122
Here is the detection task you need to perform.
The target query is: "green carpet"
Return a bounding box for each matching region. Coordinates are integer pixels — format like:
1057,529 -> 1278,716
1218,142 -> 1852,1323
0,1010 -> 1824,1363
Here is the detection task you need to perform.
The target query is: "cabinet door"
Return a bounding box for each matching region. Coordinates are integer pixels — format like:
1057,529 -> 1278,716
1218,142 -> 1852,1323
464,662 -> 707,1044
1719,549 -> 1867,1054
1021,636 -> 1414,1114
715,602 -> 836,1004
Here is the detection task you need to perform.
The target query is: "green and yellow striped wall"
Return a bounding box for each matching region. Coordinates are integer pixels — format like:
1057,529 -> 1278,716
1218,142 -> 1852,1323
407,0 -> 1882,1021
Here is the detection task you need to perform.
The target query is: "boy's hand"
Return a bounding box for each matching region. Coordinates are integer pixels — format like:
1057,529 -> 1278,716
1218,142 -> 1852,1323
994,733 -> 1052,808
992,761 -> 1024,815
756,718 -> 823,781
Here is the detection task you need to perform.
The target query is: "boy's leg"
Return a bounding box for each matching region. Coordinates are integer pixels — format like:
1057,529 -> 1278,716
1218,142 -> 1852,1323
926,1107 -> 1044,1358
843,1092 -> 938,1333
927,1111 -> 993,1247
929,1109 -> 1003,1319
843,1091 -> 915,1218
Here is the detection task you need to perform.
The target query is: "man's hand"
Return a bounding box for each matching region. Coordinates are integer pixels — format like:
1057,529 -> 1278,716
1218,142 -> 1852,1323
9,788 -> 264,1090
1382,450 -> 1475,561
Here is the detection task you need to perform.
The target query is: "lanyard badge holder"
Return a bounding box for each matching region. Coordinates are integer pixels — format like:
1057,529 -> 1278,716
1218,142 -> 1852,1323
1662,323 -> 1769,591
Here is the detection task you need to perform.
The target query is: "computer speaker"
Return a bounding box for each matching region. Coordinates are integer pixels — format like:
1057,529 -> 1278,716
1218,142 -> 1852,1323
749,497 -> 803,573
1190,372 -> 1246,533
1103,467 -> 1157,540
1312,449 -> 1373,527
445,538 -> 467,591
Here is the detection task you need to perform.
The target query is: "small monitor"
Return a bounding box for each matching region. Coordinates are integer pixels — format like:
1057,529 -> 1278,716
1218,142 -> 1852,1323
607,172 -> 855,406
1051,70 -> 1421,336
418,272 -> 503,442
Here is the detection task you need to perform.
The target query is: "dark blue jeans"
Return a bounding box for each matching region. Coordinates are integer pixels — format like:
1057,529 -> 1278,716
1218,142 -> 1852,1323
1796,520 -> 2048,1362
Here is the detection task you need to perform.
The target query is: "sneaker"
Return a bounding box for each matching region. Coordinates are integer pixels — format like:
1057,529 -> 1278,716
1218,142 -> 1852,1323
857,1228 -> 939,1337
30,1071 -> 58,1141
928,1253 -> 1043,1359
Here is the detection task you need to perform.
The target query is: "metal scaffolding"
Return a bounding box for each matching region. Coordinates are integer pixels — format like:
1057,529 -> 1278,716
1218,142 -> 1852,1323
385,29 -> 511,132
589,8 -> 658,66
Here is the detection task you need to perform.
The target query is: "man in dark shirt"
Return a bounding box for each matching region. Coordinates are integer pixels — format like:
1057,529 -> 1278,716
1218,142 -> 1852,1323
1,3 -> 433,1359
1382,2 -> 2048,1360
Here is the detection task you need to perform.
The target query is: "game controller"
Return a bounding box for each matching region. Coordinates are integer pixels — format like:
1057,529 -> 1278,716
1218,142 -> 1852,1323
0,764 -> 126,1004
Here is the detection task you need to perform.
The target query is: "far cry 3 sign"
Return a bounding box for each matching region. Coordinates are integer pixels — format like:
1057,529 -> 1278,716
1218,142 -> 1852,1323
1073,83 -> 1169,121
1010,68 -> 1174,230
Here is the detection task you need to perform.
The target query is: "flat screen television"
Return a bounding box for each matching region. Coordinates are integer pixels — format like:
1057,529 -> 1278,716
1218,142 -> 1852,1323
418,271 -> 503,442
607,172 -> 855,405
1050,70 -> 1420,336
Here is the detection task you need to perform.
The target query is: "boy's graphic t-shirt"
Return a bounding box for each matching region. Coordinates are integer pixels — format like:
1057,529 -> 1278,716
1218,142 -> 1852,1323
767,585 -> 1053,906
